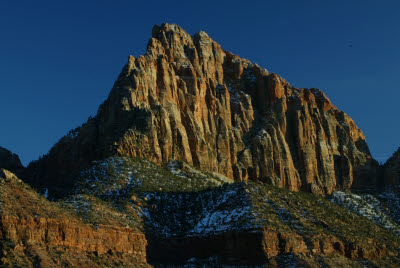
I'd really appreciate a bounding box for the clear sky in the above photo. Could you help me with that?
[0,0,399,165]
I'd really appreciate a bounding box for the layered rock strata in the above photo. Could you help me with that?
[0,215,147,259]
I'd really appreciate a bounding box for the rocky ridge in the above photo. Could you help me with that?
[0,169,148,267]
[26,23,378,196]
[55,157,400,266]
[384,148,400,185]
[0,146,23,174]
[1,152,400,267]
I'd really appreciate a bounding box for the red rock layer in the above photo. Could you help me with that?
[0,215,147,261]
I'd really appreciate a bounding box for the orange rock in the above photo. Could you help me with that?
[0,215,147,262]
[25,23,379,195]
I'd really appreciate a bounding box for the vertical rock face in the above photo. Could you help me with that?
[0,146,23,174]
[26,23,378,195]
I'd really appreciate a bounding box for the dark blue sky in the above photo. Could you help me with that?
[0,0,399,165]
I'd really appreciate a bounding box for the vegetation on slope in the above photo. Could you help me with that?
[2,156,400,267]
[54,157,400,266]
[0,169,149,267]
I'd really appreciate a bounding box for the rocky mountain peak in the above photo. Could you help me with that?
[25,23,379,196]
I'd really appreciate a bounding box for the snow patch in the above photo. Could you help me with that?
[331,191,400,235]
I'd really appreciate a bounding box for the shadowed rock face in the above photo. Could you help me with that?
[147,230,387,265]
[384,148,400,186]
[0,146,23,174]
[25,23,378,195]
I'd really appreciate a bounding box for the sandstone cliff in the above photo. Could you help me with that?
[25,23,378,195]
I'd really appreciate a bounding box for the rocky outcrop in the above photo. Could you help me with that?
[0,169,148,266]
[25,23,378,195]
[384,148,400,186]
[0,215,147,260]
[0,147,23,174]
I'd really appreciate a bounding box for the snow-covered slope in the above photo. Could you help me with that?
[330,189,400,236]
[143,184,253,238]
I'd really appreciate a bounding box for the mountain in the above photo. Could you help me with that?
[25,23,378,197]
[384,148,400,185]
[1,23,400,267]
[0,146,23,174]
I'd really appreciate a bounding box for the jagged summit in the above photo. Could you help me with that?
[151,23,210,40]
[25,23,378,196]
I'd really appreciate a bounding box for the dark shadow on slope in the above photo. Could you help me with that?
[142,183,268,266]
